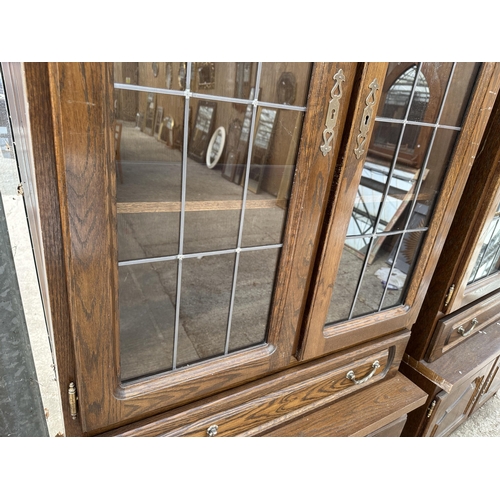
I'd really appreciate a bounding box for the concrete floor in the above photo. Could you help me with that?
[450,392,500,437]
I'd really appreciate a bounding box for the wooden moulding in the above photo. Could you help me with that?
[404,318,500,394]
[101,329,410,437]
[425,288,500,362]
[262,373,427,437]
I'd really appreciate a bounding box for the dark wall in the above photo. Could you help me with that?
[0,69,48,437]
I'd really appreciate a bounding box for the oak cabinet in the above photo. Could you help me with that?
[22,62,500,436]
[402,320,500,436]
[402,90,500,436]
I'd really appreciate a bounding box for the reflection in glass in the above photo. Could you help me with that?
[120,261,177,381]
[381,231,425,310]
[326,62,478,327]
[178,254,235,367]
[114,62,312,380]
[115,89,183,262]
[440,63,481,127]
[242,109,304,247]
[260,63,313,107]
[468,206,500,284]
[229,249,280,352]
[327,243,367,324]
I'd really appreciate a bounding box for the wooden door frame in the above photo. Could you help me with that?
[299,63,500,361]
[25,62,361,435]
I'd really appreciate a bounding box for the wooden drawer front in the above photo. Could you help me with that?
[176,350,391,437]
[103,330,410,436]
[426,289,500,362]
[261,373,426,437]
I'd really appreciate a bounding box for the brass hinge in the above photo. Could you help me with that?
[444,284,455,308]
[68,382,78,420]
[426,399,437,418]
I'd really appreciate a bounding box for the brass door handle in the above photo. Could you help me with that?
[346,360,380,385]
[457,318,479,337]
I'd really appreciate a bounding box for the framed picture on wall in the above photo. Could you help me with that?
[143,93,156,136]
[154,106,163,139]
[248,107,278,194]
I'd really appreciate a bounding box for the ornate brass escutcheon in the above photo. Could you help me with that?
[320,69,345,156]
[354,78,380,159]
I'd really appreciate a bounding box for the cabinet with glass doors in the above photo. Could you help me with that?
[400,93,500,436]
[20,61,500,436]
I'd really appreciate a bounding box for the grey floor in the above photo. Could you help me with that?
[449,392,500,437]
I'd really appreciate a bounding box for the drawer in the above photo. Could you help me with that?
[261,373,425,437]
[426,288,500,362]
[103,330,411,436]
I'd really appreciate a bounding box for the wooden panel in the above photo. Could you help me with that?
[262,373,425,437]
[101,330,410,436]
[367,414,407,437]
[299,63,389,360]
[473,355,500,411]
[422,362,492,437]
[24,63,85,436]
[426,288,500,362]
[405,318,500,394]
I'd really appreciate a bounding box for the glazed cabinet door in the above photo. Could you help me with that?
[29,62,366,435]
[441,97,500,315]
[299,62,500,360]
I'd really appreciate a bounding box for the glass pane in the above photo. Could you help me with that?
[114,62,193,92]
[468,213,500,284]
[184,99,243,254]
[351,234,403,319]
[440,63,481,127]
[193,62,257,100]
[114,62,313,378]
[229,248,280,352]
[119,261,177,381]
[242,108,304,247]
[371,124,432,234]
[177,253,235,367]
[115,89,183,261]
[320,62,481,329]
[379,63,417,120]
[260,63,313,107]
[326,242,367,324]
[408,128,459,227]
[382,231,426,309]
[408,63,453,123]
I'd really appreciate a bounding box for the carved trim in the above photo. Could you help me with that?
[354,78,380,159]
[320,69,345,156]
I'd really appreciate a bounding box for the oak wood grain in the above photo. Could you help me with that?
[23,63,84,436]
[261,373,426,437]
[101,329,410,436]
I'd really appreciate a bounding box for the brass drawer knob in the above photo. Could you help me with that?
[346,360,380,385]
[207,424,218,437]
